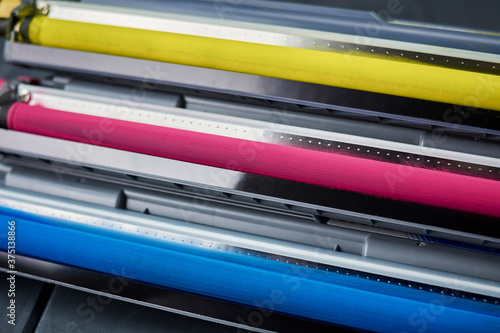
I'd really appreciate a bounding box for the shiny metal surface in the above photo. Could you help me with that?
[1,128,500,243]
[39,1,500,66]
[1,186,500,299]
[17,83,500,170]
[0,129,244,189]
[4,158,500,280]
[6,42,500,139]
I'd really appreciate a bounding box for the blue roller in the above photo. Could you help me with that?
[1,206,499,332]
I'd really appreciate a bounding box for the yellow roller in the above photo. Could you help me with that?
[28,16,500,111]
